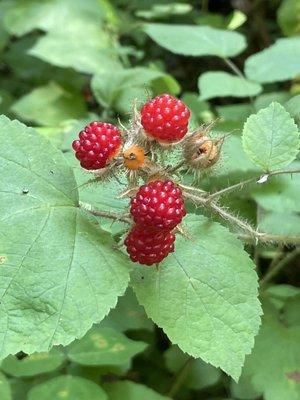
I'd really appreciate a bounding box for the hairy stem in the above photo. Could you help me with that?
[183,192,261,239]
[208,168,300,200]
[79,202,131,224]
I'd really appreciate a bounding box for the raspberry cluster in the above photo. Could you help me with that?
[125,180,186,266]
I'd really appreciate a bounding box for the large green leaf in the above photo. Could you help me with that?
[245,37,300,83]
[144,23,246,57]
[1,348,65,377]
[242,102,299,171]
[0,115,130,359]
[131,214,262,380]
[104,381,170,400]
[67,326,147,366]
[0,372,11,400]
[11,82,87,126]
[241,306,300,400]
[28,376,107,400]
[199,72,262,100]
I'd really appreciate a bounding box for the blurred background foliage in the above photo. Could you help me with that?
[0,0,300,399]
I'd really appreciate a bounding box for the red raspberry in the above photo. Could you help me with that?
[125,225,175,266]
[141,94,190,143]
[72,122,122,170]
[130,180,186,231]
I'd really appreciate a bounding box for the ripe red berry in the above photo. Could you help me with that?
[72,122,122,170]
[125,225,175,266]
[141,94,190,143]
[130,180,186,231]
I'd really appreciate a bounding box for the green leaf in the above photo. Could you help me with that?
[285,95,300,123]
[2,0,106,36]
[242,102,300,171]
[91,67,167,111]
[104,380,171,400]
[1,348,65,377]
[165,346,221,390]
[131,214,262,380]
[199,72,262,100]
[28,376,107,400]
[0,115,130,358]
[216,104,252,121]
[67,326,147,366]
[277,0,300,37]
[11,82,87,126]
[251,168,300,213]
[254,91,291,111]
[258,212,300,237]
[241,308,300,400]
[144,23,247,58]
[101,288,153,332]
[245,37,300,83]
[230,374,262,400]
[0,372,11,400]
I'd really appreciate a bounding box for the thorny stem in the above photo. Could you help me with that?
[183,191,262,240]
[80,202,131,224]
[260,247,300,287]
[208,168,300,201]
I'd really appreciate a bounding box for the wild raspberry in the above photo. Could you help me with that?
[141,94,190,143]
[130,180,186,231]
[72,122,122,170]
[125,225,175,266]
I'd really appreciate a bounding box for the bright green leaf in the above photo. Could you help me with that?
[104,380,171,400]
[0,372,11,400]
[144,23,247,58]
[131,214,262,380]
[165,346,221,390]
[11,82,87,126]
[199,71,262,100]
[0,115,130,359]
[242,102,300,171]
[28,376,107,400]
[1,348,65,377]
[245,37,300,83]
[67,326,147,366]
